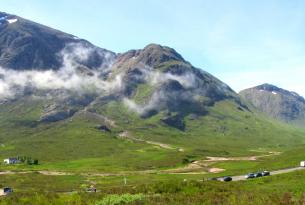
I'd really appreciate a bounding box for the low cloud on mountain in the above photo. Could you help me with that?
[0,43,121,99]
[0,42,199,115]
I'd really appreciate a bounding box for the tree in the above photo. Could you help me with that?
[33,159,39,165]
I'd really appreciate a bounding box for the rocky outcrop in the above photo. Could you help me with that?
[40,109,77,122]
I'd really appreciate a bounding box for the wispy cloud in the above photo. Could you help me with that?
[0,43,120,99]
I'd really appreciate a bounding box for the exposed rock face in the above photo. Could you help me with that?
[96,125,111,132]
[40,109,77,122]
[161,113,185,131]
[114,44,186,69]
[240,84,305,126]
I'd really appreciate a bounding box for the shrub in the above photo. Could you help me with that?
[96,193,144,205]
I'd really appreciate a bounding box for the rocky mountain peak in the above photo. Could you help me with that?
[256,83,280,92]
[253,84,305,101]
[114,43,187,70]
[140,43,186,66]
[240,84,305,126]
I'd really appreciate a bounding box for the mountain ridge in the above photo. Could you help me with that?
[240,83,305,127]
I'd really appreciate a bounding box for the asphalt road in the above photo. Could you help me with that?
[220,166,305,181]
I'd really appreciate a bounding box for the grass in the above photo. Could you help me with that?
[2,170,305,204]
[133,84,155,104]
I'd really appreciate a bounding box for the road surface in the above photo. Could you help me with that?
[220,166,305,181]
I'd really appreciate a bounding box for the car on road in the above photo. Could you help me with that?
[223,176,232,182]
[1,187,13,195]
[245,173,255,179]
[86,186,97,193]
[254,172,263,178]
[262,171,270,176]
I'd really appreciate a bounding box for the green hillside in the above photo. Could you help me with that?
[0,94,304,173]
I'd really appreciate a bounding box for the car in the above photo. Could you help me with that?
[245,173,255,179]
[86,186,97,193]
[262,171,270,176]
[223,176,232,182]
[254,172,263,178]
[3,187,13,195]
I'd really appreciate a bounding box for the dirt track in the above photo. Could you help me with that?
[164,151,281,174]
[117,131,184,151]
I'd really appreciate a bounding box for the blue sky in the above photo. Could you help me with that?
[1,0,305,95]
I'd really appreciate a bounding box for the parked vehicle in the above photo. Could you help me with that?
[262,171,270,176]
[245,173,255,179]
[86,185,96,193]
[223,176,232,182]
[254,172,263,178]
[3,187,13,195]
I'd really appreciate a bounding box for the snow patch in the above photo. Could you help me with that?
[272,91,277,95]
[7,18,18,24]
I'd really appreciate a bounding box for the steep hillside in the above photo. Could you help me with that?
[0,11,115,70]
[240,84,305,127]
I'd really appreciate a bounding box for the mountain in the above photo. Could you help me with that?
[0,11,245,127]
[240,84,305,127]
[107,44,247,122]
[0,12,304,172]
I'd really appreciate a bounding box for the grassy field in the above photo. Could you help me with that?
[1,170,305,204]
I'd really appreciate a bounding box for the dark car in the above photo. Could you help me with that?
[223,176,232,182]
[254,172,263,178]
[245,173,255,179]
[262,171,270,176]
[86,187,97,193]
[3,187,13,194]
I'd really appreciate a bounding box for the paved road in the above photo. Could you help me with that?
[220,166,305,181]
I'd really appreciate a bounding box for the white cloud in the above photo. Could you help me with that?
[0,43,121,99]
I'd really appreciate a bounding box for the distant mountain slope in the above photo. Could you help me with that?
[0,12,115,70]
[240,84,305,126]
